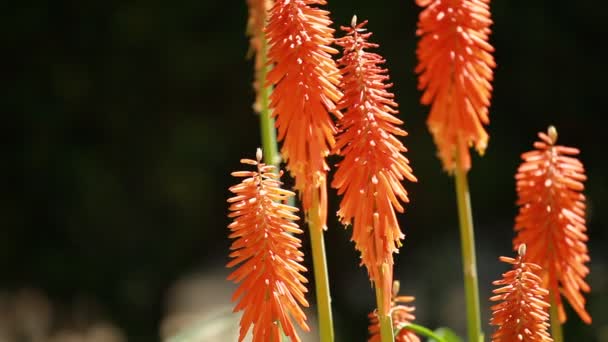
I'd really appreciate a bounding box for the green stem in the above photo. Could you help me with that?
[394,323,448,342]
[257,27,280,168]
[374,272,395,342]
[309,190,334,342]
[454,150,483,342]
[550,290,564,342]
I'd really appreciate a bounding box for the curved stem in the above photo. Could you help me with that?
[454,149,483,342]
[394,323,448,342]
[550,291,564,342]
[309,190,334,342]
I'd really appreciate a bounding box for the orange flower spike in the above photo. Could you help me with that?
[490,244,553,342]
[332,17,417,313]
[265,0,342,227]
[368,281,421,342]
[415,0,496,171]
[246,0,273,112]
[513,126,591,324]
[227,149,310,342]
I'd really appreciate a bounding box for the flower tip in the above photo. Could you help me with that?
[518,243,526,257]
[256,147,263,162]
[477,140,488,156]
[351,14,357,28]
[548,125,558,144]
[392,280,400,297]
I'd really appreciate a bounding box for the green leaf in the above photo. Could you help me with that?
[428,327,464,342]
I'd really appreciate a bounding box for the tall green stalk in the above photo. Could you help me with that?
[550,291,564,342]
[454,148,483,342]
[309,190,335,342]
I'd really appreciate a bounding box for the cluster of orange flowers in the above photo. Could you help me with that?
[227,150,309,342]
[228,0,592,341]
[513,127,591,324]
[415,0,495,171]
[265,0,342,229]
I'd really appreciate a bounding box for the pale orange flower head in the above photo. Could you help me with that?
[490,244,553,342]
[246,0,273,112]
[246,0,272,65]
[415,0,496,171]
[227,149,310,342]
[513,126,591,324]
[265,0,342,228]
[332,17,417,313]
[368,281,421,342]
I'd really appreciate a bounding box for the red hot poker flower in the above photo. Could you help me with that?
[227,149,309,342]
[415,0,496,171]
[490,245,553,342]
[246,0,273,112]
[332,18,417,313]
[265,0,342,227]
[368,281,420,342]
[513,127,591,324]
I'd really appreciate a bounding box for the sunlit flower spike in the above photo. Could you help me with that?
[415,0,496,171]
[490,244,553,342]
[227,149,309,342]
[265,0,342,228]
[332,17,417,313]
[513,126,591,324]
[368,281,420,342]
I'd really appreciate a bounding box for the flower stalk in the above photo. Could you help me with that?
[309,190,334,342]
[454,146,483,342]
[415,0,496,339]
[374,266,395,342]
[257,37,280,167]
[550,291,564,342]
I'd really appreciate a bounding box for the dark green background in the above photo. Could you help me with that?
[2,0,606,340]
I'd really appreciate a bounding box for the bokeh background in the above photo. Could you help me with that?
[3,0,607,341]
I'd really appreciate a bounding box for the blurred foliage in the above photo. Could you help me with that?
[1,0,607,341]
